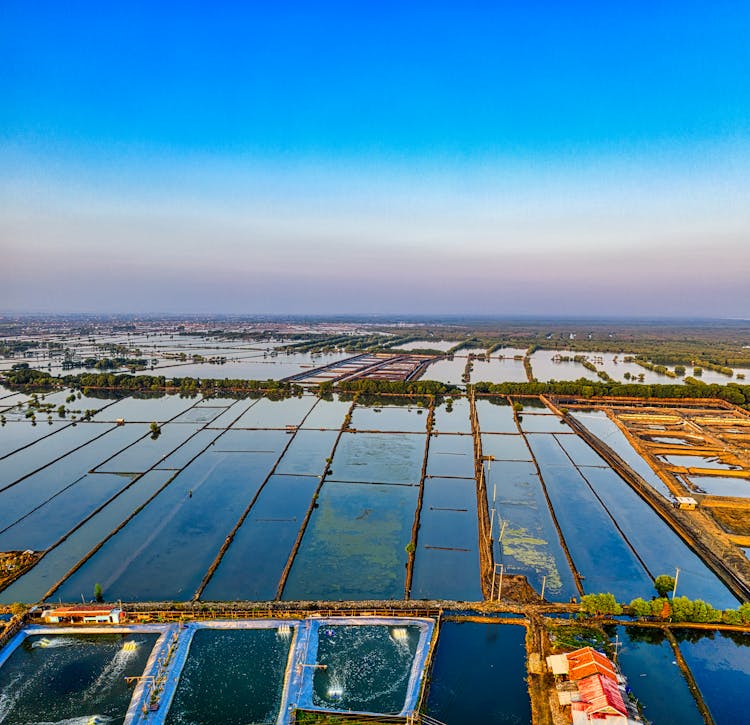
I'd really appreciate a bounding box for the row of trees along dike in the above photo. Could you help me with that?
[1,365,305,398]
[580,575,750,625]
[3,365,750,409]
[472,378,750,409]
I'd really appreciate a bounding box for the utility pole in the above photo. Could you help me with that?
[541,575,547,601]
[673,567,680,598]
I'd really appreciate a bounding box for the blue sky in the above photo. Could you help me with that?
[2,2,749,315]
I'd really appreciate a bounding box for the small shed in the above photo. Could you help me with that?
[675,496,698,510]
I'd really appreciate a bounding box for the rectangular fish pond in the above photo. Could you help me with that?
[292,618,433,719]
[0,618,435,725]
[164,623,295,725]
[0,630,159,724]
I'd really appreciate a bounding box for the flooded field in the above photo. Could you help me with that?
[0,632,157,724]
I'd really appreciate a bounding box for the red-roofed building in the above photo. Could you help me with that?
[547,647,642,724]
[567,647,618,683]
[575,674,628,718]
[40,606,123,624]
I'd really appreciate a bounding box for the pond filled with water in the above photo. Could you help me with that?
[165,627,291,725]
[56,448,282,601]
[0,472,135,552]
[675,629,750,725]
[471,356,528,383]
[411,477,482,601]
[571,411,671,497]
[0,632,157,724]
[395,340,455,351]
[421,358,465,386]
[100,394,200,422]
[526,434,653,600]
[425,622,531,724]
[661,454,741,471]
[605,625,703,725]
[300,395,350,429]
[475,398,518,433]
[685,475,750,497]
[96,423,204,473]
[0,470,171,604]
[350,404,427,432]
[519,413,570,434]
[482,433,533,462]
[328,432,425,485]
[0,420,69,458]
[486,459,578,601]
[202,474,320,601]
[283,481,417,600]
[529,350,601,383]
[231,395,318,428]
[426,434,475,478]
[574,462,737,608]
[0,422,119,486]
[309,624,419,714]
[432,397,471,434]
[0,424,144,530]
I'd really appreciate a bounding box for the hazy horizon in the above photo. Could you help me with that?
[2,3,749,316]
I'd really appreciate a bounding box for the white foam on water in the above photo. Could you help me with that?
[0,671,26,721]
[82,642,139,702]
[31,637,79,649]
[27,716,113,725]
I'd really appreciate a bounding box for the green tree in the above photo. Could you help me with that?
[628,598,652,618]
[149,421,161,439]
[654,574,676,598]
[94,583,103,603]
[580,593,622,616]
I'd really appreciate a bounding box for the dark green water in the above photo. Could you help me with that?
[165,628,290,725]
[425,622,531,723]
[0,633,157,724]
[283,481,417,600]
[312,624,419,714]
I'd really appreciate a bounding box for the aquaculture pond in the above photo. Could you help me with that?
[426,433,475,478]
[605,625,704,725]
[425,622,531,724]
[475,398,519,433]
[675,629,750,725]
[526,433,653,600]
[0,470,172,604]
[202,474,320,601]
[411,477,482,601]
[485,459,578,601]
[165,627,292,725]
[570,410,671,497]
[283,481,418,600]
[56,445,285,602]
[327,432,425,485]
[470,355,528,383]
[432,397,472,434]
[0,632,157,724]
[685,475,750,498]
[310,624,421,714]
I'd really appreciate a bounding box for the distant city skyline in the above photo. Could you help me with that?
[2,3,749,315]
